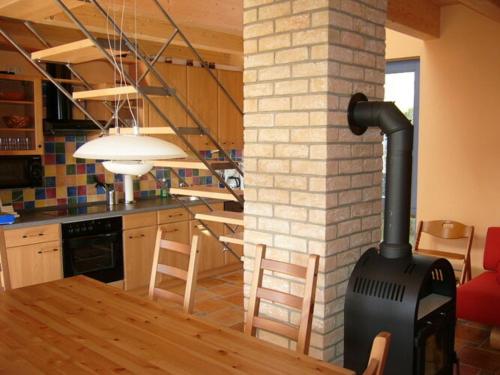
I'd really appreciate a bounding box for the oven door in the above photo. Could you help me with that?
[63,232,123,283]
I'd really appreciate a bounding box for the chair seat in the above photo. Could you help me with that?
[457,271,500,326]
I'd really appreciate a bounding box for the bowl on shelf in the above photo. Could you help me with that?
[0,92,26,101]
[2,115,32,128]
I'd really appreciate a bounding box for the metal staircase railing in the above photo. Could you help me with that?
[0,0,245,260]
[23,20,132,130]
[54,0,245,205]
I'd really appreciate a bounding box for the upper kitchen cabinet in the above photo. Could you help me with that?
[0,74,43,155]
[187,65,218,150]
[218,70,243,150]
[139,62,189,151]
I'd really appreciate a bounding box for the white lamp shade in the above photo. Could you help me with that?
[102,161,154,176]
[73,134,187,160]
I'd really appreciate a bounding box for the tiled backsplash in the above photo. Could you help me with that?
[0,135,241,211]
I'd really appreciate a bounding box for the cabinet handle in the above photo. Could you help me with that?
[163,229,179,233]
[168,213,184,218]
[23,233,44,238]
[128,234,145,239]
[37,249,58,254]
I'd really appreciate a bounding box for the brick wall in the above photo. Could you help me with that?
[243,0,387,363]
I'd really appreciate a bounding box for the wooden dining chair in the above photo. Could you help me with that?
[363,332,391,375]
[414,220,474,285]
[245,244,319,355]
[148,228,200,314]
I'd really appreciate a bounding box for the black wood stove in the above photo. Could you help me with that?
[344,93,457,375]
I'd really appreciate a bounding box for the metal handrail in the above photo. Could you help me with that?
[89,0,244,179]
[54,0,244,206]
[150,0,243,116]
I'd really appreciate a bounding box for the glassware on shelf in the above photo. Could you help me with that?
[0,136,32,151]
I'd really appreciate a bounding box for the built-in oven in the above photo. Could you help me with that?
[62,216,123,283]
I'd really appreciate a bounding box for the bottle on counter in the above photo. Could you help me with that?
[160,178,170,199]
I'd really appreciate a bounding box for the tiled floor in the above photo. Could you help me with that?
[140,270,245,332]
[133,270,500,373]
[455,320,500,375]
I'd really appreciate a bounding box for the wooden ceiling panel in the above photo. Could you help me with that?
[95,0,243,36]
[0,0,84,21]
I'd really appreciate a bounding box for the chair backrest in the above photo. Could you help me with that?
[244,244,319,355]
[148,228,200,314]
[363,332,391,375]
[484,227,500,272]
[414,220,474,284]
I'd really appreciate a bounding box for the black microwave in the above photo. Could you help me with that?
[0,156,43,188]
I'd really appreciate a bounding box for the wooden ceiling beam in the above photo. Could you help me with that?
[0,18,241,67]
[16,4,242,58]
[387,0,441,39]
[457,0,500,23]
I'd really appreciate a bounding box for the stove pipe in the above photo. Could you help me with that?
[348,93,413,259]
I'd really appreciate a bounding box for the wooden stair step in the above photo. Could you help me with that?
[152,158,238,170]
[219,231,244,245]
[153,158,206,169]
[73,85,173,101]
[31,38,126,64]
[170,186,242,202]
[109,126,175,135]
[195,211,243,226]
[177,127,208,136]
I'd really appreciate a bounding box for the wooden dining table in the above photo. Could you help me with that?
[0,276,354,374]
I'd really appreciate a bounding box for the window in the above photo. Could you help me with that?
[384,59,420,243]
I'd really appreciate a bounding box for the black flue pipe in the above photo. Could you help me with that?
[347,93,413,259]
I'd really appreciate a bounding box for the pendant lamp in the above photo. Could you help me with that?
[74,132,186,203]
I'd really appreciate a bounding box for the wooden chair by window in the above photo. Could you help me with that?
[414,220,474,285]
[148,229,200,313]
[245,244,319,355]
[363,332,391,375]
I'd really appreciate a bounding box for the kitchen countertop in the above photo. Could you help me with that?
[2,197,207,229]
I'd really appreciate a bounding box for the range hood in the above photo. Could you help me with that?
[43,64,104,135]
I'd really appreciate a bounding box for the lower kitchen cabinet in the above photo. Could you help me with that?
[123,225,157,291]
[6,240,62,289]
[191,220,226,273]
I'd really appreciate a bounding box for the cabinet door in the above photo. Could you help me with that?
[145,63,189,151]
[7,240,62,289]
[218,70,243,150]
[190,220,225,273]
[123,225,157,291]
[157,221,190,283]
[187,66,218,150]
[0,74,43,155]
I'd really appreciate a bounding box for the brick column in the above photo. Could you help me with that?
[243,0,387,363]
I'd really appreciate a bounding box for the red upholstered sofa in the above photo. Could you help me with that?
[457,227,500,348]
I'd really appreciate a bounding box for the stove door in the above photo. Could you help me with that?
[415,311,455,375]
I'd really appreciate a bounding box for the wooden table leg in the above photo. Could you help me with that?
[490,326,500,349]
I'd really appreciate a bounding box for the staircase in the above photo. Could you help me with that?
[0,0,244,261]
